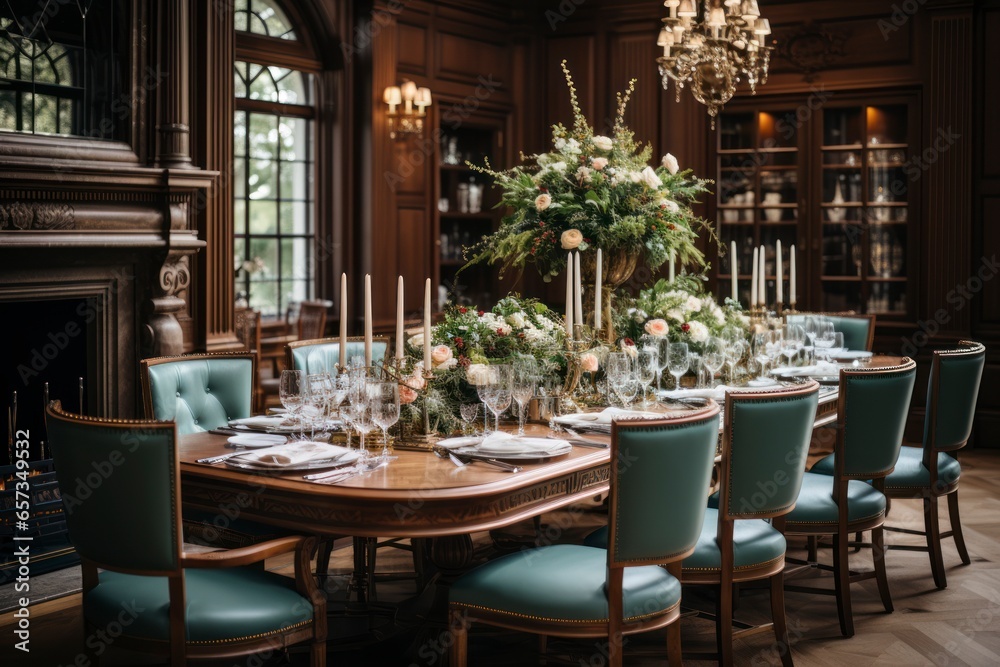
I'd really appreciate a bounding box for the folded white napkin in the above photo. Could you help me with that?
[660,386,733,401]
[565,407,663,425]
[772,361,840,377]
[476,432,562,455]
[234,442,349,468]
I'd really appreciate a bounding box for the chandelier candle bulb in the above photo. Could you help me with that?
[790,245,797,305]
[395,275,404,360]
[364,274,373,368]
[776,239,783,305]
[423,278,432,370]
[565,252,574,337]
[730,240,738,302]
[574,251,583,326]
[751,246,759,307]
[339,273,348,369]
[595,248,603,331]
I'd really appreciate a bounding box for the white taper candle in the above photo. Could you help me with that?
[594,248,603,331]
[395,275,404,360]
[364,274,373,367]
[750,246,759,307]
[423,278,432,370]
[565,253,574,337]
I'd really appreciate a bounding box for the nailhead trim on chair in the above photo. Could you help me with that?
[785,509,886,527]
[107,619,314,646]
[451,600,680,625]
[681,553,786,573]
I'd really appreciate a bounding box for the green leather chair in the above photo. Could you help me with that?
[786,313,876,351]
[882,341,985,589]
[786,359,916,638]
[140,352,284,548]
[585,381,819,666]
[286,335,391,375]
[449,406,721,667]
[45,402,327,667]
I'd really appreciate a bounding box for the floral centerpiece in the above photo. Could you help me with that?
[465,61,714,283]
[399,296,567,435]
[613,274,750,353]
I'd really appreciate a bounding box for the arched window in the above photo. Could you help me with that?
[234,0,317,317]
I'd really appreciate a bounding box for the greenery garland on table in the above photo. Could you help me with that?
[464,61,715,281]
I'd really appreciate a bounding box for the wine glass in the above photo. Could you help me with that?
[803,316,818,349]
[471,365,493,434]
[667,343,690,391]
[636,347,658,407]
[702,338,725,388]
[484,365,513,433]
[347,375,375,460]
[781,324,805,368]
[370,381,400,463]
[654,337,671,392]
[619,371,640,407]
[512,358,537,436]
[605,353,632,407]
[724,339,748,385]
[279,369,305,424]
[460,403,480,436]
[749,331,776,386]
[813,322,835,360]
[303,374,331,440]
[538,377,564,430]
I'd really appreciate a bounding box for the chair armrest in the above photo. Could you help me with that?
[181,535,309,569]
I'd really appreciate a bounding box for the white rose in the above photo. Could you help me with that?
[554,137,567,151]
[591,157,608,170]
[437,357,458,371]
[507,312,526,328]
[524,328,547,343]
[576,166,592,182]
[466,363,490,386]
[409,332,424,349]
[535,193,552,211]
[662,153,680,175]
[666,308,685,323]
[496,322,512,335]
[687,321,709,343]
[658,198,680,214]
[551,161,568,173]
[564,138,582,154]
[640,166,662,189]
[686,296,702,312]
[714,309,726,325]
[592,135,614,151]
[629,171,642,184]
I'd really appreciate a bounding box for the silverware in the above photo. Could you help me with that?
[433,447,522,473]
[196,451,246,464]
[302,458,386,482]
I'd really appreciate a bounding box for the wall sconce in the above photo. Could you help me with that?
[384,80,431,139]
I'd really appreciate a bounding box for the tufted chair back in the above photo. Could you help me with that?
[838,359,916,479]
[608,406,720,565]
[287,336,390,375]
[140,352,255,435]
[46,402,181,574]
[721,381,819,520]
[924,341,986,453]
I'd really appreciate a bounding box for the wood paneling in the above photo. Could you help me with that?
[398,207,432,315]
[609,32,660,145]
[923,13,973,334]
[545,35,597,129]
[434,30,510,87]
[398,22,428,74]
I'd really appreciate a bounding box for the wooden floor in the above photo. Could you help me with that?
[3,448,999,666]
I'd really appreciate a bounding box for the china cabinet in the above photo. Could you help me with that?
[710,93,918,321]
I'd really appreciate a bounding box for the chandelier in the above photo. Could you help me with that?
[656,0,773,126]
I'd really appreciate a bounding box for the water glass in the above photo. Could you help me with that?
[667,343,690,391]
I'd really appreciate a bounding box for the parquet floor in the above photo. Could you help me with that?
[3,448,999,666]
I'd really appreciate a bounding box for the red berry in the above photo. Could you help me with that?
[681,323,691,333]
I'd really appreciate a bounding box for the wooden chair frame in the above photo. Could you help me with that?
[449,405,721,667]
[46,403,327,667]
[884,341,985,589]
[683,381,820,667]
[785,359,916,638]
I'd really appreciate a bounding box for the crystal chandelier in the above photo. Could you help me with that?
[656,0,773,126]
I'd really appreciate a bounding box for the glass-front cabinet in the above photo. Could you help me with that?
[712,94,918,321]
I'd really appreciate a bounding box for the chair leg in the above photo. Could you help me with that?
[667,617,683,666]
[717,583,734,667]
[924,495,948,589]
[310,639,327,667]
[366,537,378,602]
[853,531,864,553]
[947,491,972,565]
[770,570,794,667]
[315,537,334,580]
[872,526,893,613]
[807,535,818,562]
[449,608,468,667]
[832,530,855,637]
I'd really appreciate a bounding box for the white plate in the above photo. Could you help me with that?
[452,441,573,460]
[228,416,301,433]
[830,350,873,361]
[227,433,288,448]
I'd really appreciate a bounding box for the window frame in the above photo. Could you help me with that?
[234,0,322,318]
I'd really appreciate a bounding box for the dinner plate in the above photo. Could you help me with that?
[451,440,573,460]
[227,433,288,448]
[228,416,302,433]
[830,350,874,361]
[436,436,482,449]
[224,448,360,472]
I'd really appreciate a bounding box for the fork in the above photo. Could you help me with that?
[196,451,247,464]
